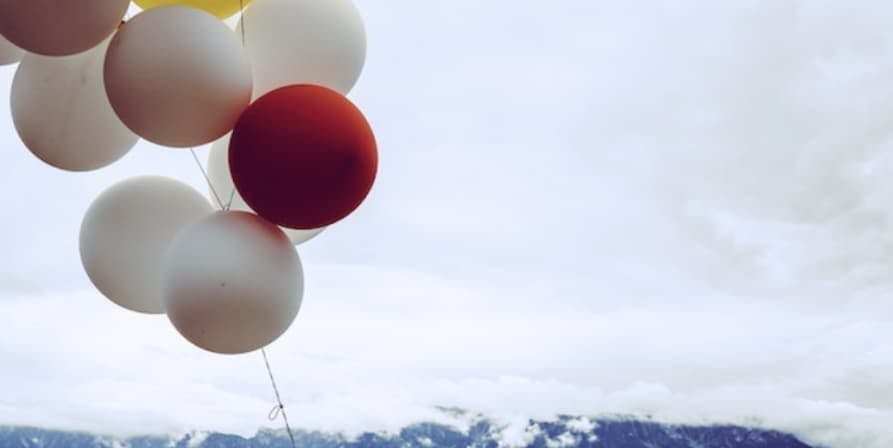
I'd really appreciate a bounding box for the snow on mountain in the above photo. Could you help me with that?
[0,413,818,448]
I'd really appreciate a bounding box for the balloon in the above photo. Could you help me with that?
[239,0,366,97]
[11,37,138,171]
[229,85,377,230]
[162,211,303,354]
[0,0,129,56]
[134,0,251,19]
[0,33,23,66]
[80,176,213,314]
[207,135,326,245]
[104,6,252,147]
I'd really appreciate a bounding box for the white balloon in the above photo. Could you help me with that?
[0,33,23,66]
[104,6,252,147]
[162,211,303,354]
[11,37,138,171]
[80,176,213,314]
[207,135,326,245]
[0,0,129,56]
[239,0,366,97]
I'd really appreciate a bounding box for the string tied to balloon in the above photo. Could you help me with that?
[239,0,247,46]
[188,120,298,448]
[189,147,236,211]
[235,0,298,442]
[263,348,298,448]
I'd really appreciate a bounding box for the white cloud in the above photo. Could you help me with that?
[497,422,541,448]
[0,283,890,446]
[545,432,578,448]
[565,417,596,435]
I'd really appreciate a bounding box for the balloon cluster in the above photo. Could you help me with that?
[0,0,376,355]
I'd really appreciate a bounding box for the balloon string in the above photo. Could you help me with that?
[189,147,227,210]
[194,7,296,445]
[222,0,246,213]
[225,188,236,211]
[239,0,247,46]
[262,348,299,448]
[187,151,297,447]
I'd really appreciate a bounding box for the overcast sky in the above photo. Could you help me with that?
[1,1,892,448]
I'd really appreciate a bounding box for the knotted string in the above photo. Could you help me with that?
[184,2,299,445]
[188,150,299,448]
[188,49,298,446]
[263,348,299,448]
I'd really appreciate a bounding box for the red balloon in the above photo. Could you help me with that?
[229,84,377,229]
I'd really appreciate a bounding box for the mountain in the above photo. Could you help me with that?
[0,414,817,448]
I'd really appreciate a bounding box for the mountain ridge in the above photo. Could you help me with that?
[0,414,821,448]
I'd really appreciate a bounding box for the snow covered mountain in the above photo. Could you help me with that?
[0,415,817,448]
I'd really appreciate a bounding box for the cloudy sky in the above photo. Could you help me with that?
[1,1,893,447]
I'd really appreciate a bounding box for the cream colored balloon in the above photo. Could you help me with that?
[104,6,252,147]
[207,135,326,245]
[11,37,138,171]
[0,33,23,66]
[0,0,129,56]
[162,211,303,354]
[239,0,366,97]
[80,176,214,314]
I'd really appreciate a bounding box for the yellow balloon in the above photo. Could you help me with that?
[133,0,251,19]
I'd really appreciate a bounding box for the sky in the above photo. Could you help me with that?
[1,1,892,448]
